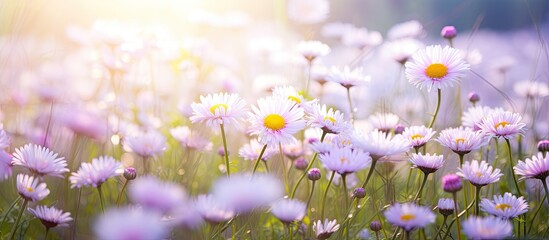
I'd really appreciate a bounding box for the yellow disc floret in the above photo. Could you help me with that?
[264,114,286,131]
[494,121,509,129]
[400,214,416,221]
[411,134,423,140]
[287,96,302,104]
[425,63,448,79]
[495,203,511,211]
[324,116,336,123]
[210,104,228,114]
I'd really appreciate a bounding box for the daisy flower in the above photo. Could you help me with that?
[297,40,330,62]
[319,146,371,175]
[401,125,436,149]
[462,106,497,131]
[479,110,526,139]
[513,80,549,98]
[94,207,170,240]
[170,126,212,152]
[437,127,488,155]
[351,129,410,160]
[69,156,122,188]
[387,20,423,40]
[409,153,444,174]
[238,139,276,161]
[287,0,329,24]
[313,219,340,240]
[283,142,304,160]
[248,97,306,146]
[16,174,50,202]
[195,195,235,224]
[384,202,435,231]
[405,45,470,92]
[0,127,10,149]
[458,160,503,187]
[272,85,316,111]
[341,27,383,50]
[189,92,247,129]
[385,38,424,65]
[12,144,69,178]
[480,192,528,219]
[368,112,399,133]
[0,150,13,180]
[128,176,188,213]
[437,198,455,216]
[124,130,166,158]
[326,66,371,89]
[270,199,307,224]
[309,135,352,154]
[462,216,512,240]
[307,103,352,134]
[29,205,72,229]
[514,152,549,180]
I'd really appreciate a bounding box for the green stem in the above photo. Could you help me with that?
[220,123,231,177]
[341,174,349,240]
[361,158,378,188]
[434,215,448,239]
[505,138,522,196]
[428,89,442,129]
[72,188,82,239]
[542,179,549,207]
[9,199,28,240]
[320,171,335,220]
[458,154,469,218]
[252,144,268,175]
[475,186,481,215]
[527,194,547,234]
[117,180,129,208]
[414,172,429,202]
[290,131,327,199]
[458,154,464,167]
[442,200,474,240]
[279,143,289,194]
[44,227,50,240]
[305,181,316,209]
[98,185,105,213]
[346,88,355,125]
[0,196,21,229]
[452,192,462,240]
[305,61,312,96]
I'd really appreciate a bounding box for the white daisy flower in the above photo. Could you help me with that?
[270,199,307,224]
[437,127,489,155]
[313,219,340,240]
[307,103,352,134]
[124,130,166,158]
[458,160,503,187]
[287,0,329,24]
[69,156,122,188]
[405,45,470,92]
[16,174,50,202]
[462,216,512,240]
[319,146,371,175]
[368,112,399,133]
[351,129,410,160]
[480,192,528,219]
[387,20,423,40]
[513,80,549,98]
[479,110,526,139]
[384,202,435,231]
[29,205,72,229]
[326,66,371,89]
[238,139,277,161]
[195,194,235,224]
[189,92,247,129]
[462,106,497,131]
[341,27,383,49]
[12,144,69,178]
[272,85,316,112]
[401,125,436,149]
[297,40,330,62]
[170,126,212,152]
[437,198,455,216]
[409,153,444,174]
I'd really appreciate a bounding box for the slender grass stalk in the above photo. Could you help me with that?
[0,196,21,229]
[346,88,355,125]
[413,172,429,202]
[117,180,129,208]
[527,195,547,234]
[428,89,442,128]
[72,188,82,239]
[42,100,54,146]
[252,144,268,175]
[279,143,289,194]
[541,179,549,207]
[219,123,231,177]
[341,174,349,240]
[451,192,462,240]
[474,186,481,215]
[320,171,335,220]
[290,131,327,198]
[44,227,50,240]
[434,215,448,239]
[505,138,522,196]
[305,181,316,210]
[361,157,378,188]
[9,199,28,240]
[98,185,105,213]
[305,61,312,95]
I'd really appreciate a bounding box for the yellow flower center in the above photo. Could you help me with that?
[210,104,228,114]
[495,203,512,211]
[287,96,302,104]
[400,214,416,221]
[425,63,448,79]
[494,121,509,129]
[475,171,483,178]
[340,157,348,164]
[264,114,286,131]
[455,138,465,144]
[26,187,34,192]
[324,116,336,123]
[411,134,423,140]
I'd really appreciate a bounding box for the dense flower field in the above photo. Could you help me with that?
[0,0,548,239]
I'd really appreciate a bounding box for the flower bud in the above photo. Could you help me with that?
[442,174,462,193]
[295,158,308,171]
[538,140,549,153]
[307,168,321,181]
[353,188,366,199]
[124,167,137,180]
[468,92,480,104]
[441,26,457,39]
[369,221,382,232]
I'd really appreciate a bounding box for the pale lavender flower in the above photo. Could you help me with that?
[480,192,528,219]
[352,129,410,160]
[307,103,352,134]
[319,146,371,175]
[458,160,503,187]
[94,207,170,240]
[462,216,512,240]
[313,219,340,240]
[270,199,307,224]
[195,195,235,224]
[514,152,549,180]
[0,150,13,180]
[326,66,371,89]
[124,130,166,158]
[479,110,526,139]
[384,202,435,231]
[238,139,276,161]
[29,205,72,229]
[409,153,444,174]
[189,92,247,129]
[128,176,187,213]
[17,174,49,202]
[401,125,436,149]
[69,156,122,188]
[12,144,69,178]
[437,127,488,155]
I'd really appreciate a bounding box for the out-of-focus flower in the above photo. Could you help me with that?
[479,110,526,139]
[480,192,528,219]
[358,228,371,239]
[341,27,382,49]
[70,156,122,188]
[17,174,49,202]
[401,125,436,149]
[409,153,444,174]
[352,129,410,160]
[195,194,235,224]
[461,216,512,240]
[307,103,352,134]
[170,126,212,152]
[321,22,355,39]
[94,207,170,240]
[384,202,435,231]
[468,92,480,104]
[124,130,166,158]
[385,38,424,64]
[514,152,549,180]
[248,97,306,146]
[440,26,457,39]
[437,198,454,216]
[437,127,488,155]
[0,150,13,180]
[368,112,399,133]
[326,66,371,89]
[12,144,69,178]
[189,93,247,129]
[272,85,316,111]
[458,160,502,187]
[238,139,276,161]
[0,127,10,149]
[538,140,549,153]
[319,146,371,175]
[128,176,188,213]
[442,174,462,193]
[513,80,549,98]
[313,219,340,240]
[387,20,423,40]
[405,45,470,92]
[282,142,304,160]
[287,0,329,24]
[29,205,72,229]
[462,106,496,131]
[58,107,107,140]
[270,199,306,224]
[297,40,330,62]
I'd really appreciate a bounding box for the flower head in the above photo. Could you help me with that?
[387,20,423,40]
[190,92,247,128]
[16,174,50,202]
[287,0,329,24]
[513,80,549,98]
[238,139,276,161]
[12,144,69,178]
[437,127,488,155]
[307,103,352,134]
[352,129,410,160]
[297,40,330,62]
[170,126,212,152]
[514,152,549,180]
[195,194,235,224]
[94,207,170,240]
[124,130,166,158]
[29,205,72,229]
[0,150,13,180]
[0,127,10,149]
[401,126,436,149]
[319,146,371,175]
[384,202,435,231]
[480,192,528,219]
[442,174,462,193]
[368,112,399,133]
[405,45,470,92]
[437,198,455,216]
[479,110,526,139]
[128,176,188,213]
[458,160,502,187]
[326,66,371,89]
[270,199,307,224]
[272,85,316,112]
[462,106,497,131]
[70,156,122,188]
[409,153,444,174]
[440,26,457,39]
[313,219,340,240]
[462,216,512,240]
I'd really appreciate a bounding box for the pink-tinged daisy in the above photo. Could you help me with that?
[169,126,212,152]
[313,219,340,240]
[16,174,49,202]
[462,106,497,131]
[341,27,383,50]
[189,92,247,129]
[307,103,352,134]
[272,85,316,112]
[124,130,166,158]
[462,216,512,240]
[270,199,307,224]
[0,127,10,149]
[513,80,549,98]
[29,205,72,229]
[238,139,277,161]
[405,45,470,92]
[326,66,371,89]
[248,97,306,146]
[319,146,371,175]
[12,144,69,178]
[479,110,526,139]
[409,153,444,174]
[368,112,400,133]
[0,150,13,180]
[351,129,410,160]
[94,207,170,240]
[401,125,436,149]
[195,195,235,224]
[480,192,528,219]
[283,142,305,160]
[514,152,549,180]
[386,38,424,65]
[211,174,283,214]
[69,156,122,188]
[128,176,188,213]
[458,160,502,187]
[437,198,455,216]
[309,135,352,155]
[384,202,435,231]
[297,40,330,62]
[170,204,204,230]
[437,127,489,155]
